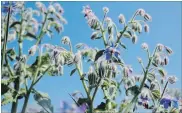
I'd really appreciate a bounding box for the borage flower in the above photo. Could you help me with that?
[138,95,150,109]
[160,95,179,109]
[104,44,120,60]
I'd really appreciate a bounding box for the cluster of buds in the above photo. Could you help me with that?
[136,8,152,21]
[82,5,99,30]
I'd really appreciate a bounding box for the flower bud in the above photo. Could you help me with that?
[132,34,138,44]
[144,24,149,32]
[164,56,169,65]
[54,3,64,14]
[168,76,177,84]
[157,43,164,52]
[165,46,173,55]
[91,32,98,40]
[137,57,142,63]
[88,66,97,87]
[103,7,109,14]
[74,51,82,64]
[118,14,125,24]
[141,43,148,50]
[137,8,145,16]
[28,45,38,56]
[144,13,152,21]
[61,36,70,45]
[48,5,55,13]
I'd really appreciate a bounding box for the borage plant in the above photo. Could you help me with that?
[1,2,181,113]
[1,2,68,113]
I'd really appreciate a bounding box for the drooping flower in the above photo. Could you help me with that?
[164,46,173,55]
[104,44,120,60]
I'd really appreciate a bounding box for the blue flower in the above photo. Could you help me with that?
[172,100,179,109]
[138,95,150,109]
[105,44,120,60]
[160,98,171,109]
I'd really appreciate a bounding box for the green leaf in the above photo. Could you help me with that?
[24,32,37,40]
[70,68,77,76]
[10,21,21,28]
[94,50,105,62]
[151,90,160,100]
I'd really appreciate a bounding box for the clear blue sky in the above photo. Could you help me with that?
[2,1,182,112]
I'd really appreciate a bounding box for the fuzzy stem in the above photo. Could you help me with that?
[21,13,48,113]
[114,10,138,47]
[2,5,11,66]
[160,81,169,100]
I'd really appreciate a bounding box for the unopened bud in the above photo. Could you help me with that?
[118,14,125,24]
[144,13,152,21]
[132,34,138,44]
[165,46,173,55]
[137,8,145,16]
[141,43,148,50]
[157,43,164,52]
[28,45,38,56]
[144,24,149,32]
[103,7,109,14]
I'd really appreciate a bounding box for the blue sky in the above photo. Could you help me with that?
[2,1,182,112]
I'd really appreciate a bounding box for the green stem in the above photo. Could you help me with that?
[92,78,102,103]
[114,10,138,47]
[2,6,11,66]
[160,81,168,100]
[21,13,48,113]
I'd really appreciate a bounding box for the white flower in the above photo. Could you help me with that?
[141,43,148,50]
[103,7,109,14]
[28,45,38,56]
[48,5,55,13]
[118,14,125,24]
[168,76,177,84]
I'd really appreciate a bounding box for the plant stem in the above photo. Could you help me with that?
[21,13,48,113]
[114,10,138,47]
[92,78,102,103]
[160,81,168,100]
[2,5,10,66]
